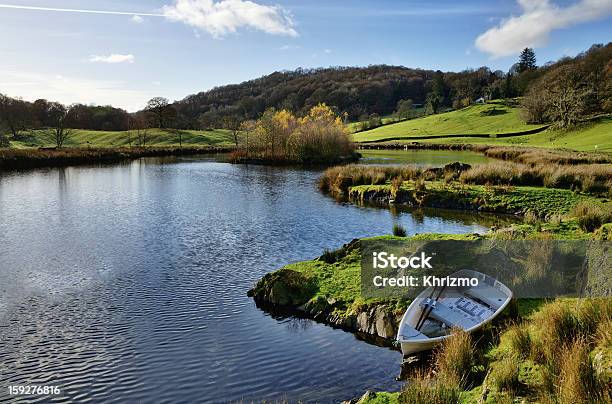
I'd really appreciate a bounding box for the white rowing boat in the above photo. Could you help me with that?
[396,269,512,356]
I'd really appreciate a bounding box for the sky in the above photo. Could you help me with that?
[0,0,611,111]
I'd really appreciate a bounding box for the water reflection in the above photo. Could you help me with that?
[0,156,499,402]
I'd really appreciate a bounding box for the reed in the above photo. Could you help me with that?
[392,223,407,237]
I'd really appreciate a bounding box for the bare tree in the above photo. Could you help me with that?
[222,115,242,147]
[128,115,149,147]
[44,102,74,148]
[145,97,176,129]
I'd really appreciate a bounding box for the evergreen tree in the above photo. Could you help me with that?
[518,48,537,72]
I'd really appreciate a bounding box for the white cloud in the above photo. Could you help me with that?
[278,44,300,51]
[324,48,332,54]
[475,0,612,57]
[131,14,144,23]
[161,0,298,38]
[0,70,151,111]
[89,54,135,64]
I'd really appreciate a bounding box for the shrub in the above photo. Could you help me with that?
[434,329,475,388]
[393,223,407,237]
[571,201,612,232]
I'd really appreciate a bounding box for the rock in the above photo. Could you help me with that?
[355,305,399,339]
[248,269,317,306]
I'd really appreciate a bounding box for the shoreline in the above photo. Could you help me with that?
[0,146,235,170]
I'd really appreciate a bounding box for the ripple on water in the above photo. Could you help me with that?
[0,157,497,402]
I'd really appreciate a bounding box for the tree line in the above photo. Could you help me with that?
[1,42,610,148]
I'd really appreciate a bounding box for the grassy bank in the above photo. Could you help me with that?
[0,146,233,170]
[8,128,236,148]
[356,298,611,403]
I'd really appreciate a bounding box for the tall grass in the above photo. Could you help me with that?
[557,338,607,404]
[398,372,460,404]
[434,329,476,389]
[392,223,407,237]
[318,165,421,195]
[571,201,612,232]
[483,147,611,165]
[490,355,521,394]
[459,161,612,195]
[504,323,532,360]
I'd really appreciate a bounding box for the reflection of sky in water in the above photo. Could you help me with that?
[0,157,495,402]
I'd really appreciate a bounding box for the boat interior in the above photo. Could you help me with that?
[399,281,509,340]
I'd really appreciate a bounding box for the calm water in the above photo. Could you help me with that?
[359,149,491,166]
[0,155,496,403]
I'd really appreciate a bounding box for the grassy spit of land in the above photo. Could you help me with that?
[0,146,234,170]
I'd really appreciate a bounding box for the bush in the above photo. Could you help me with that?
[571,201,612,232]
[392,223,407,237]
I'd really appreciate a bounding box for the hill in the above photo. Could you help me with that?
[421,115,612,152]
[351,101,543,142]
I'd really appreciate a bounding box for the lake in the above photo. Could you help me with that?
[0,154,504,403]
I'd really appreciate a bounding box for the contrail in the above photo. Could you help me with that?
[0,4,164,17]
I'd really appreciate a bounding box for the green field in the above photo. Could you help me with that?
[352,101,542,142]
[9,128,236,148]
[421,116,612,152]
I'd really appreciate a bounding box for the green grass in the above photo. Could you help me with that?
[352,101,542,142]
[422,116,612,152]
[9,128,236,148]
[350,181,601,218]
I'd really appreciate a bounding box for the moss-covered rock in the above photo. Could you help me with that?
[247,268,317,306]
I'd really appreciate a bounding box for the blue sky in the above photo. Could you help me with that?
[0,0,611,111]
